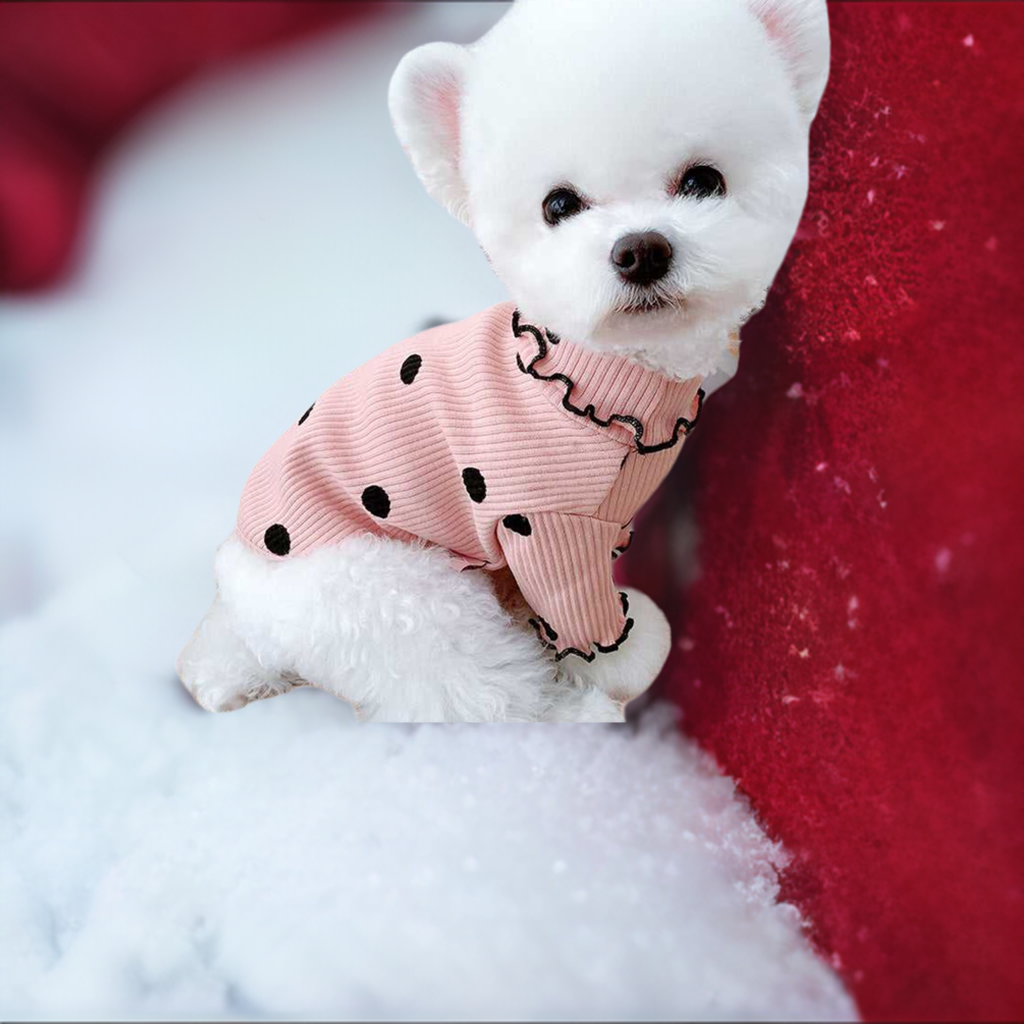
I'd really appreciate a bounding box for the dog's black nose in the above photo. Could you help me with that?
[611,231,673,286]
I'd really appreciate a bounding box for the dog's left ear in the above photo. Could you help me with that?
[389,42,472,225]
[749,0,831,122]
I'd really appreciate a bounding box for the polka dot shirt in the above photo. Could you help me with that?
[235,303,703,659]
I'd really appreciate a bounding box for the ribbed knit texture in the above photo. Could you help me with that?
[235,302,702,655]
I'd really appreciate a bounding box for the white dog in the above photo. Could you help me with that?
[177,0,830,722]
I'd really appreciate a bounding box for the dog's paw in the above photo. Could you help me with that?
[558,588,671,704]
[175,641,250,712]
[182,674,251,713]
[178,658,296,713]
[572,688,627,723]
[176,598,284,713]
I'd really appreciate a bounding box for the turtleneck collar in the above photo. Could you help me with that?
[510,308,705,454]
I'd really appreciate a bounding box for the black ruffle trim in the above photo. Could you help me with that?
[528,592,635,662]
[512,310,705,454]
[611,530,634,561]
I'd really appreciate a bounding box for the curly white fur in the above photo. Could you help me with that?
[178,535,646,723]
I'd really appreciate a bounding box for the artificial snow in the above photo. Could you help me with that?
[0,5,857,1019]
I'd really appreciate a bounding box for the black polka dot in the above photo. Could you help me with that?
[361,485,391,519]
[400,354,422,385]
[298,403,314,426]
[264,524,291,556]
[462,467,487,503]
[502,514,532,536]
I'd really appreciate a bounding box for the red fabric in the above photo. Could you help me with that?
[0,1,376,292]
[625,4,1024,1020]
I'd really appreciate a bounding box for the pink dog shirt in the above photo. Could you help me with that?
[235,302,703,659]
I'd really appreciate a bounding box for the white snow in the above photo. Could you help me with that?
[0,5,857,1019]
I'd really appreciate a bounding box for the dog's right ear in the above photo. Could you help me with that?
[389,42,472,225]
[748,0,830,122]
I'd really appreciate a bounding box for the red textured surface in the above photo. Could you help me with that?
[0,1,376,292]
[626,4,1024,1020]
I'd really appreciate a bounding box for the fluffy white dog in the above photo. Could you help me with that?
[177,0,830,722]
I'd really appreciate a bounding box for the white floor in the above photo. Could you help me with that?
[0,5,857,1019]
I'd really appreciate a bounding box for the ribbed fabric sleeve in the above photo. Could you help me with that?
[497,512,627,657]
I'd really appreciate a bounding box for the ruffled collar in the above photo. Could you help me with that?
[511,309,704,454]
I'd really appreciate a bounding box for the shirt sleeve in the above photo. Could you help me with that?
[496,511,632,659]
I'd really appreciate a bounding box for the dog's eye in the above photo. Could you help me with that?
[542,187,586,226]
[675,166,726,200]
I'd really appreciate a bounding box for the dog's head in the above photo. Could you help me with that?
[390,0,829,379]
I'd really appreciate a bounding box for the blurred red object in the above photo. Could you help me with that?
[0,1,376,292]
[625,3,1024,1020]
